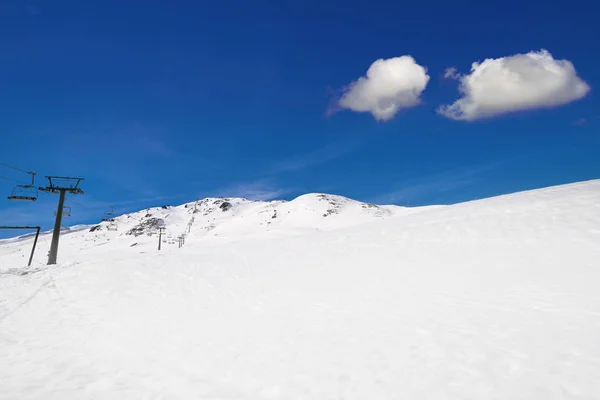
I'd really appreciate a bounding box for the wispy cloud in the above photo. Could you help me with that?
[75,195,176,209]
[270,140,361,173]
[210,180,290,201]
[573,118,587,126]
[0,193,179,237]
[443,67,459,79]
[26,5,41,16]
[0,195,58,230]
[193,141,361,202]
[373,162,501,205]
[123,123,173,158]
[0,207,49,227]
[65,194,179,221]
[57,122,212,203]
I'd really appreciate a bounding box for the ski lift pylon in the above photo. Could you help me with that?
[7,172,38,202]
[107,220,118,231]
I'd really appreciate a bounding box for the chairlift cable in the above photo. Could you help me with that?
[0,174,20,183]
[0,161,31,174]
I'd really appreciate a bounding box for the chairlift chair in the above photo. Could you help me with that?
[101,214,115,222]
[7,172,38,202]
[8,185,39,202]
[107,220,118,231]
[54,206,71,217]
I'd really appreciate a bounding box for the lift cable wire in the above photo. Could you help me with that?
[0,161,32,175]
[0,174,21,183]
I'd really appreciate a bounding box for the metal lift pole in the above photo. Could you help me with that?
[28,227,41,267]
[158,227,165,251]
[0,226,41,266]
[48,189,66,265]
[39,176,84,265]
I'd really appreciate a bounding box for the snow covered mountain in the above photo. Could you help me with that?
[104,192,407,237]
[1,192,414,266]
[1,180,599,399]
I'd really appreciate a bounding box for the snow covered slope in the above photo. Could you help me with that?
[1,180,599,399]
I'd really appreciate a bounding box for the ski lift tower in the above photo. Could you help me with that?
[39,176,84,265]
[102,205,115,221]
[102,206,118,231]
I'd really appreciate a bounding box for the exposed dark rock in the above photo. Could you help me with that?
[219,201,232,211]
[126,218,165,237]
[89,225,102,232]
[323,209,336,217]
[204,223,216,232]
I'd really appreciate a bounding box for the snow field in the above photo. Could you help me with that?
[1,180,599,399]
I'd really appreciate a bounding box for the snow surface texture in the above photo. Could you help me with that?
[1,182,600,399]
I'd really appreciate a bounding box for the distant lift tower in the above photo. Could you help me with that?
[39,176,84,265]
[102,206,118,231]
[102,206,115,221]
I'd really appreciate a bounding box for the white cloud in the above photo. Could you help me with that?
[444,67,459,79]
[337,56,430,121]
[438,49,590,121]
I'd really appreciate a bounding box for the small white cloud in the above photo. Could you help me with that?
[438,49,590,121]
[573,118,587,126]
[443,67,459,79]
[337,56,430,121]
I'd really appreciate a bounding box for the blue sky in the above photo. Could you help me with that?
[0,0,598,234]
